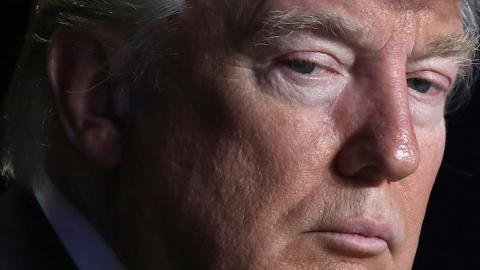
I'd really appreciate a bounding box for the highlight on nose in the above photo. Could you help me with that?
[385,129,421,181]
[335,125,420,183]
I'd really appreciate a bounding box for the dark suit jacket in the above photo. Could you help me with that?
[0,184,77,270]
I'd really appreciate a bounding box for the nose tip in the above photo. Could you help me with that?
[335,121,421,183]
[384,129,421,181]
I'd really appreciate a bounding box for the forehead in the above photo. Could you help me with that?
[261,0,462,28]
[260,0,461,14]
[193,0,464,47]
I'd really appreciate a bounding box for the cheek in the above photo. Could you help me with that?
[211,101,336,222]
[409,95,447,127]
[409,123,446,209]
[395,122,445,253]
[128,84,341,267]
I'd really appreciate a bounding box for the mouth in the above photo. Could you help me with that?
[305,218,395,258]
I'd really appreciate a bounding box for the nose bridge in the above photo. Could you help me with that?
[370,74,420,180]
[335,55,420,182]
[367,54,421,180]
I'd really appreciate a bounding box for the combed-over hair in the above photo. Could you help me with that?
[453,0,480,110]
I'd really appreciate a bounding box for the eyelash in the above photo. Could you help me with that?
[274,53,343,84]
[406,78,435,94]
[406,71,451,96]
[281,58,334,75]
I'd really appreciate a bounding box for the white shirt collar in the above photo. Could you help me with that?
[33,173,127,270]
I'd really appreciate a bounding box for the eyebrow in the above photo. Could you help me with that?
[426,32,478,71]
[249,10,367,47]
[248,10,477,65]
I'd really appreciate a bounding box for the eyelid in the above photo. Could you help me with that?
[406,70,451,93]
[277,51,346,75]
[260,32,356,67]
[407,58,459,85]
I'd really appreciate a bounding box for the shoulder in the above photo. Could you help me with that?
[0,183,77,270]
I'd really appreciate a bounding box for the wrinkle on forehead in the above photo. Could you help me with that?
[260,0,462,26]
[182,0,466,64]
[347,0,460,13]
[350,0,463,39]
[257,0,463,49]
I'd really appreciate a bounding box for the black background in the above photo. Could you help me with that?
[1,1,479,269]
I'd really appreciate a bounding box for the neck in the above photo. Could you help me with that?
[47,132,174,269]
[46,135,125,265]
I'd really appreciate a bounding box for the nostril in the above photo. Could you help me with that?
[335,142,373,178]
[349,165,386,185]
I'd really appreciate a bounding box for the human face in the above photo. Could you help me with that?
[122,0,466,269]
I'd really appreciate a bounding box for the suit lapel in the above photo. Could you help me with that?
[0,184,78,270]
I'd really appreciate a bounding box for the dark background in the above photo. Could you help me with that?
[1,1,32,101]
[1,2,479,269]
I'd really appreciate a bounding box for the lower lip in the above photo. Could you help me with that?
[318,232,388,257]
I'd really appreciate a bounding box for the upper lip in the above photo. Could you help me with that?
[308,217,396,244]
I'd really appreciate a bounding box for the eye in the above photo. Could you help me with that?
[407,78,433,94]
[260,51,349,105]
[283,59,320,75]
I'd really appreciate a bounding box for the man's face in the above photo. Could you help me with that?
[123,0,465,269]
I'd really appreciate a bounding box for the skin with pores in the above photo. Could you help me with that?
[46,0,470,269]
[123,0,460,269]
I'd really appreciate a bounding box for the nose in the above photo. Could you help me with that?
[335,73,420,183]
